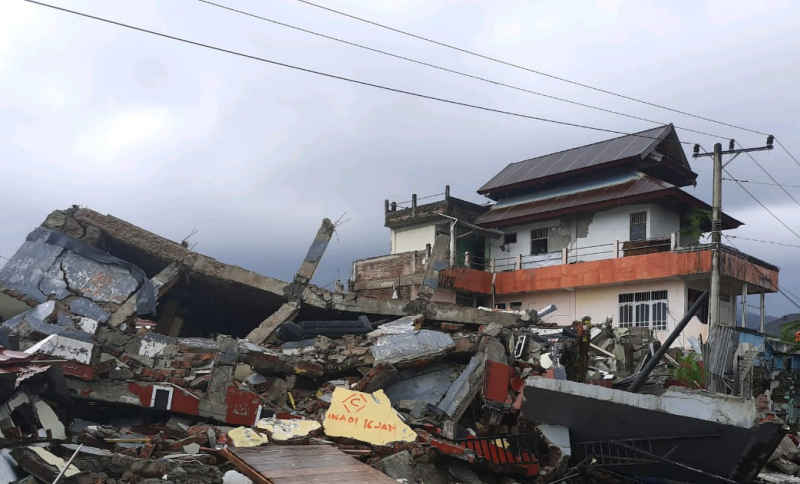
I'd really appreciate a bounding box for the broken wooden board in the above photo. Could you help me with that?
[226,445,396,484]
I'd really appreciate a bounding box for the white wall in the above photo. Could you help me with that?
[391,224,436,254]
[496,278,708,349]
[495,289,575,326]
[487,203,682,266]
[487,218,572,270]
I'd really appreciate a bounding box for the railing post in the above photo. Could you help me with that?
[411,193,417,217]
[445,185,450,199]
[518,253,523,270]
[464,251,470,267]
[384,199,389,213]
[490,257,495,273]
[562,247,568,264]
[391,201,397,212]
[616,240,621,258]
[670,232,677,250]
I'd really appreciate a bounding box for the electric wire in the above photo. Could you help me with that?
[24,0,701,145]
[723,167,800,241]
[293,0,800,171]
[725,235,800,249]
[736,140,800,209]
[723,234,800,311]
[198,0,731,142]
[293,0,772,137]
[723,177,800,189]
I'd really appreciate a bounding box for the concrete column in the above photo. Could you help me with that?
[384,199,389,213]
[449,222,456,267]
[741,283,748,328]
[411,194,417,217]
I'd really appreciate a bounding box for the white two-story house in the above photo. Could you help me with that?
[353,125,779,348]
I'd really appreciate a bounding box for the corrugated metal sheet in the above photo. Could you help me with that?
[476,175,673,225]
[479,125,672,194]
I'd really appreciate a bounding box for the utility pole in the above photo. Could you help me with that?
[693,136,774,330]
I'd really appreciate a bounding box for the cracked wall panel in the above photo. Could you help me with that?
[60,252,138,304]
[0,228,66,303]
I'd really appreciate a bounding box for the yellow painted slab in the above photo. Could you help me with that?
[323,387,417,445]
[228,426,269,447]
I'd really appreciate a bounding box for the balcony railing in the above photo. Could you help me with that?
[465,235,679,273]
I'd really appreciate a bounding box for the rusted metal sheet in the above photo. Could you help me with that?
[226,445,397,483]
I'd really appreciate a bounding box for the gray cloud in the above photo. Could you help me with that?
[2,0,799,315]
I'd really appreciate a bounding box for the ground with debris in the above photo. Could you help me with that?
[0,207,792,483]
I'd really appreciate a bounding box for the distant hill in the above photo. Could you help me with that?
[741,311,779,333]
[764,313,800,338]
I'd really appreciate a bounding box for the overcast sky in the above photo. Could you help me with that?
[2,0,799,315]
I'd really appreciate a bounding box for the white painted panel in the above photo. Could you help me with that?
[391,224,436,254]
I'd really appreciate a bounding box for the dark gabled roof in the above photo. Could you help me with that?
[478,125,696,198]
[475,174,742,229]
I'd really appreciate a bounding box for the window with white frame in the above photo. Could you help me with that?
[630,211,647,241]
[530,227,549,255]
[618,290,668,330]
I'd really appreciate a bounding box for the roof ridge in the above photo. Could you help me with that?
[504,124,671,168]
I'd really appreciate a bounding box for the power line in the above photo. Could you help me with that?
[294,0,800,171]
[725,235,800,249]
[24,0,701,145]
[723,177,800,189]
[736,140,800,209]
[777,139,800,170]
[723,167,800,241]
[293,0,772,138]
[198,0,730,142]
[722,234,800,312]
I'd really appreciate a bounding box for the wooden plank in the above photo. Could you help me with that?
[230,445,395,484]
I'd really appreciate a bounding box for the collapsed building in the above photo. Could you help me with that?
[0,204,789,483]
[0,129,794,483]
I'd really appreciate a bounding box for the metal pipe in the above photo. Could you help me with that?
[52,443,83,484]
[629,290,708,392]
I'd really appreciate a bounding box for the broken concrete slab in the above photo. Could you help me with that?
[227,427,269,447]
[370,329,454,366]
[24,333,94,364]
[0,228,65,304]
[254,417,320,441]
[367,314,423,338]
[109,262,181,327]
[33,399,65,440]
[376,450,416,483]
[246,302,300,345]
[69,297,110,323]
[384,364,459,407]
[437,352,485,422]
[323,387,417,445]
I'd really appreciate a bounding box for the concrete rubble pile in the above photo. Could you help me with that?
[0,207,786,483]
